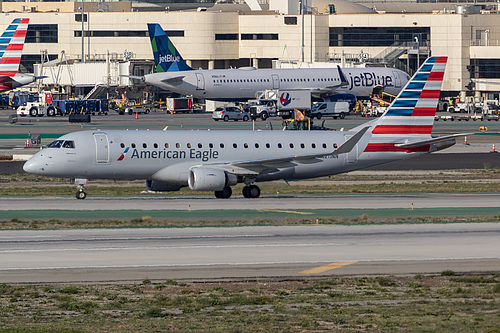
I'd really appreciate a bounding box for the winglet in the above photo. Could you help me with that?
[332,126,369,155]
[147,23,193,73]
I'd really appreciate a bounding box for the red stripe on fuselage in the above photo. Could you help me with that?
[0,71,18,76]
[434,57,448,63]
[372,125,433,135]
[412,107,436,117]
[364,143,430,153]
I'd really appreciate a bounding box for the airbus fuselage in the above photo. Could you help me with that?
[143,67,410,101]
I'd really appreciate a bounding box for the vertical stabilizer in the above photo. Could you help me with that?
[364,56,448,153]
[0,18,29,78]
[147,23,193,73]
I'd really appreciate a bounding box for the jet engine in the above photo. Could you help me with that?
[188,167,237,191]
[145,180,183,192]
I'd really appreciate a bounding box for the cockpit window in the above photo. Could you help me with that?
[47,140,64,148]
[62,140,75,148]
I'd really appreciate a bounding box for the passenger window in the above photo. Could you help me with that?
[187,143,192,148]
[120,143,125,148]
[165,143,170,148]
[244,143,248,148]
[300,143,305,148]
[255,143,259,148]
[334,143,338,149]
[154,143,158,149]
[198,143,203,148]
[220,143,225,148]
[209,143,214,148]
[176,143,180,148]
[233,143,238,148]
[289,143,294,148]
[143,143,147,148]
[266,143,270,148]
[131,143,136,148]
[322,143,327,148]
[278,143,282,148]
[312,143,316,148]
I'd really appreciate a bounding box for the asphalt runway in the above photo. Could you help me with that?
[2,193,500,211]
[1,223,499,283]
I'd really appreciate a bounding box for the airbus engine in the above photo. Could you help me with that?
[145,180,183,192]
[188,167,237,191]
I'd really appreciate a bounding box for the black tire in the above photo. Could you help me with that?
[145,109,150,114]
[215,187,232,199]
[316,113,322,120]
[243,115,249,121]
[247,185,260,198]
[128,110,133,115]
[29,107,38,117]
[261,112,269,121]
[76,190,87,200]
[223,115,229,122]
[339,112,345,119]
[214,119,219,121]
[47,107,56,117]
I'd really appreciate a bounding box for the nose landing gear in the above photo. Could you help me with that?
[74,178,88,200]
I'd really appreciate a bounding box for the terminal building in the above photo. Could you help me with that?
[2,0,500,100]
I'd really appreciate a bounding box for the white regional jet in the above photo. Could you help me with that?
[141,23,410,101]
[24,56,464,199]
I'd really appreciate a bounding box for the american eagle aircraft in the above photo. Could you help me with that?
[0,18,41,92]
[24,56,466,199]
[138,23,410,101]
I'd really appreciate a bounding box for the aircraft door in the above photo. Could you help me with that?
[196,73,205,90]
[272,74,280,89]
[392,71,402,88]
[94,133,109,164]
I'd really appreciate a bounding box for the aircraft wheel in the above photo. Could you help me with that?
[76,190,87,200]
[215,187,232,199]
[243,185,260,198]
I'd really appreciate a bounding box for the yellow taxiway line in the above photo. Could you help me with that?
[301,261,359,274]
[257,209,314,215]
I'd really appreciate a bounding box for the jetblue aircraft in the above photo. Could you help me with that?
[0,18,40,92]
[140,23,410,101]
[24,56,467,200]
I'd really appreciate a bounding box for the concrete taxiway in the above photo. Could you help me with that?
[0,223,499,283]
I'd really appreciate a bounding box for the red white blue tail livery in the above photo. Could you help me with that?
[0,18,38,92]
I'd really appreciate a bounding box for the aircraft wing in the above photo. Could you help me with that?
[201,127,369,175]
[395,133,474,149]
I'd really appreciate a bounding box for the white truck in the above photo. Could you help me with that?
[247,100,277,120]
[307,101,350,119]
[250,90,311,119]
[124,100,151,115]
[17,93,57,117]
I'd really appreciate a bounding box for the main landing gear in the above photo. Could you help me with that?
[74,178,88,200]
[213,184,261,199]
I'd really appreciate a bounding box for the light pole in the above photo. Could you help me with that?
[81,0,84,63]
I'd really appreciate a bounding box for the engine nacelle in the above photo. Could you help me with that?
[145,180,183,192]
[188,167,237,191]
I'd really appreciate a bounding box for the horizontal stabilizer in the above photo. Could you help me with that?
[395,133,474,149]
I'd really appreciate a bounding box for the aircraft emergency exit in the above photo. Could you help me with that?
[24,57,465,199]
[139,23,410,101]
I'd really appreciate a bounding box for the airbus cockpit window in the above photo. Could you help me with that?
[47,140,64,148]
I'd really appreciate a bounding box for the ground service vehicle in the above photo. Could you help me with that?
[212,106,250,121]
[166,97,193,113]
[124,101,151,115]
[248,100,277,120]
[17,93,56,117]
[307,102,350,119]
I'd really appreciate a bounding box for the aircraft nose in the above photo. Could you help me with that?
[23,153,46,174]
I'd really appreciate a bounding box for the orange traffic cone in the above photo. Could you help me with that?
[135,112,138,119]
[40,145,43,151]
[493,143,496,153]
[25,138,30,148]
[464,136,468,145]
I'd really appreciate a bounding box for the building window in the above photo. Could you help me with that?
[241,33,278,40]
[215,34,238,40]
[469,59,500,79]
[26,24,58,43]
[329,27,430,47]
[284,17,297,25]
